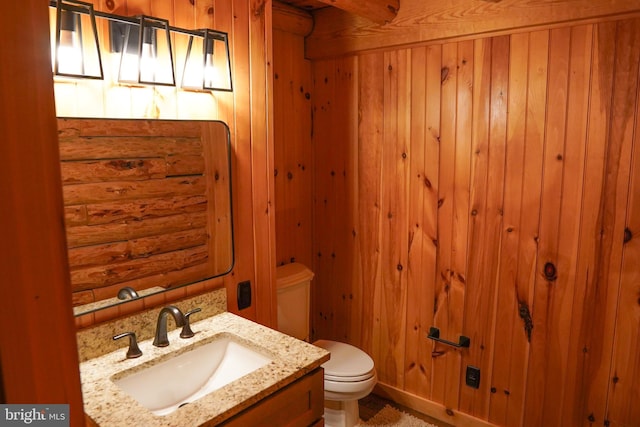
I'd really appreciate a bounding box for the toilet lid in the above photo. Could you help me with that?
[314,340,375,380]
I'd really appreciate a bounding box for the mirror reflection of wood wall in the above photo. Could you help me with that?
[57,118,233,315]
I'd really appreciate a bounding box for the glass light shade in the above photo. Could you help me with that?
[181,30,233,92]
[52,0,103,79]
[113,16,175,87]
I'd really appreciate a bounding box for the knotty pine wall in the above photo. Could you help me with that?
[274,13,640,427]
[1,1,83,418]
[57,0,277,329]
[273,26,313,268]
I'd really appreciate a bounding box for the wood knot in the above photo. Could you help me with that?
[543,262,557,281]
[207,6,214,14]
[441,67,449,83]
[518,301,533,342]
[105,0,115,9]
[624,227,632,243]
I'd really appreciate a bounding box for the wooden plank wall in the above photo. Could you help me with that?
[0,0,84,420]
[60,0,275,328]
[274,17,640,427]
[273,25,314,268]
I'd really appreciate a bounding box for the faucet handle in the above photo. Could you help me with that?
[180,308,202,339]
[113,332,143,359]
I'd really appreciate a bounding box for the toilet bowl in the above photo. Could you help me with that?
[313,339,377,427]
[276,263,377,427]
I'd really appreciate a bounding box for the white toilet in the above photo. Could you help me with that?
[276,263,377,427]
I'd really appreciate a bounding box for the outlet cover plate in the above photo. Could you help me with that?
[466,365,480,389]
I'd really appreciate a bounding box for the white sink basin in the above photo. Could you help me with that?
[112,334,273,416]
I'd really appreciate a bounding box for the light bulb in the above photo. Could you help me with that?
[57,10,83,75]
[204,52,218,88]
[139,40,156,82]
[57,30,83,74]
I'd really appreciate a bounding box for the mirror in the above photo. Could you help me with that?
[58,118,234,316]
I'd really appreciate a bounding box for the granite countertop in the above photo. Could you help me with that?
[81,312,330,426]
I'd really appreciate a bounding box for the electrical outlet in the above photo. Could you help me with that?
[237,281,251,310]
[466,365,481,389]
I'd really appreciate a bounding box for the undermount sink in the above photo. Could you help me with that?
[112,334,273,416]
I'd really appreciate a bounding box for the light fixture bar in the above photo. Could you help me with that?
[49,0,232,92]
[50,1,230,39]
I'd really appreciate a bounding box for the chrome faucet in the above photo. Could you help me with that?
[117,286,139,300]
[153,305,185,347]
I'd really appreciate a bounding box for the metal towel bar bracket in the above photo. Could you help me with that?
[427,326,470,348]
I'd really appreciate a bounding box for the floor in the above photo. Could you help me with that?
[359,394,454,427]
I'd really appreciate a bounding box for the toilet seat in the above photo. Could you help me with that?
[313,340,375,382]
[324,373,378,393]
[325,372,373,382]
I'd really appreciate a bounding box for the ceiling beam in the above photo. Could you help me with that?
[273,1,314,36]
[316,0,399,25]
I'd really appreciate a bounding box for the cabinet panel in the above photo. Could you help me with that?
[219,368,324,427]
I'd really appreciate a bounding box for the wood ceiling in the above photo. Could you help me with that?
[278,0,399,25]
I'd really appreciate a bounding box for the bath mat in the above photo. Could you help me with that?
[359,404,438,427]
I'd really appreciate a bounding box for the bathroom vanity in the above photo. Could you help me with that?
[80,311,329,426]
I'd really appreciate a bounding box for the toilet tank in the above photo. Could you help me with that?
[276,263,314,341]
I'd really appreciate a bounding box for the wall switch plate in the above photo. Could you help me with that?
[237,281,251,310]
[466,365,481,389]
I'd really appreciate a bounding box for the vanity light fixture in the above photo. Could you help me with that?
[53,0,103,79]
[181,29,233,92]
[48,1,233,92]
[110,16,176,86]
